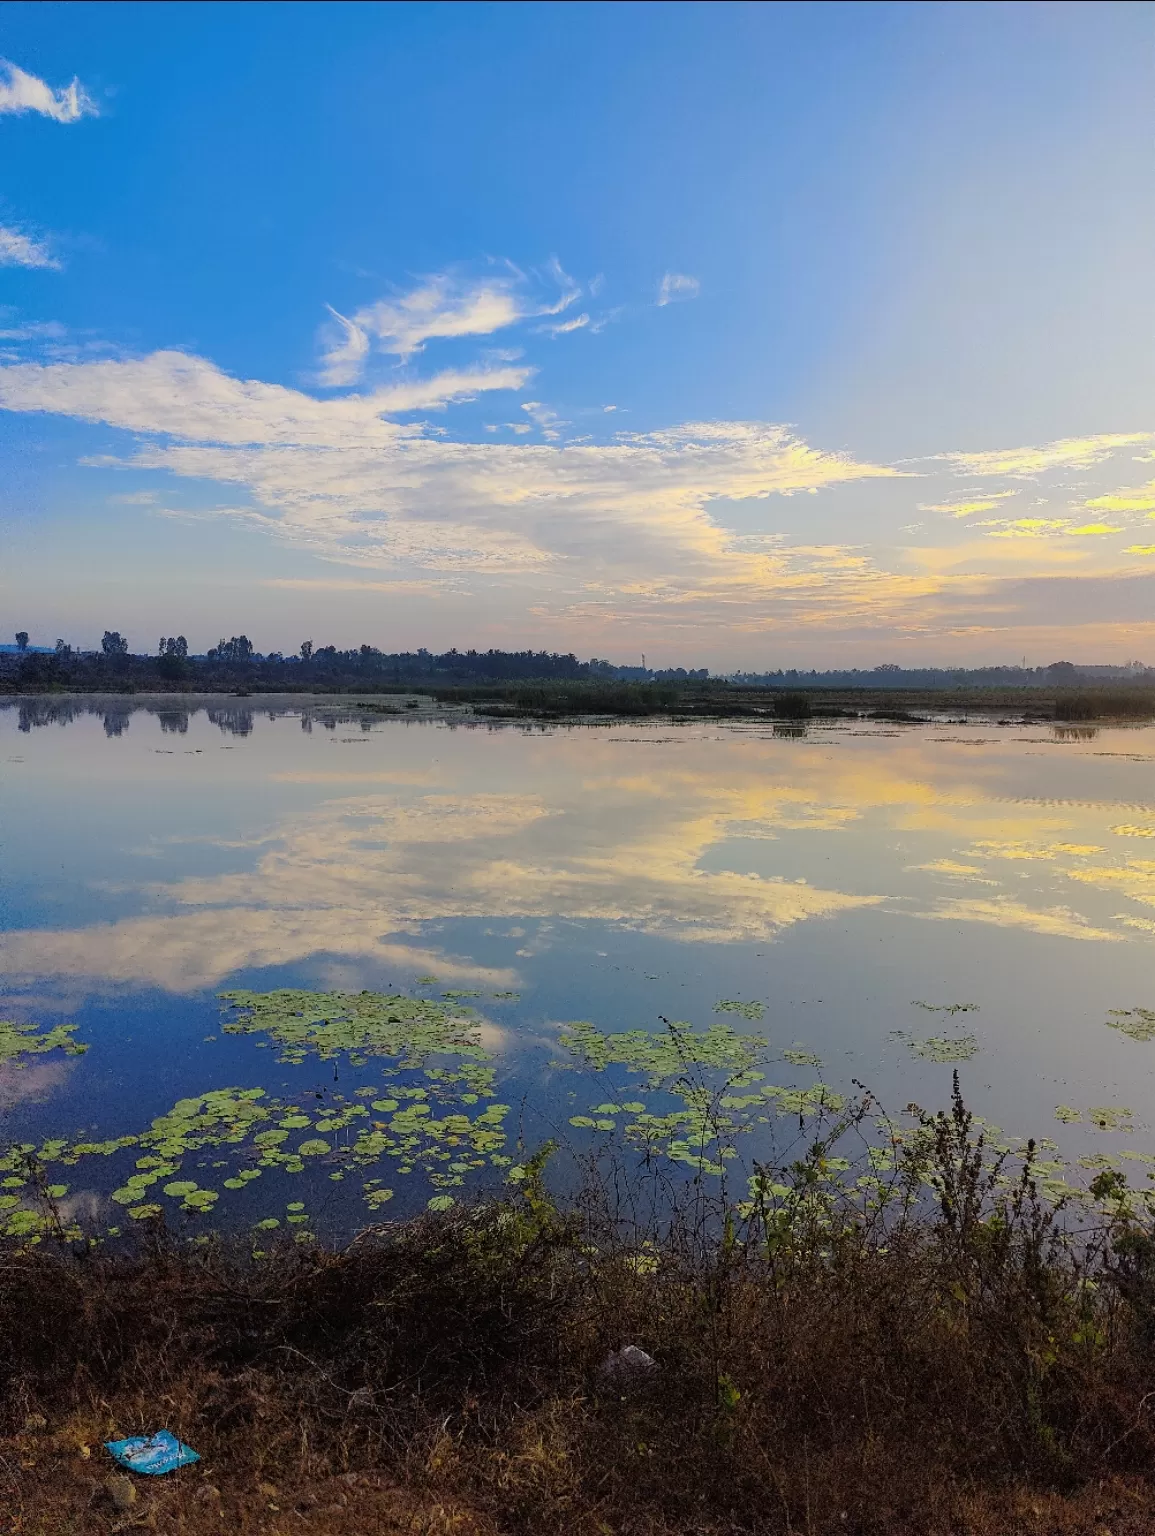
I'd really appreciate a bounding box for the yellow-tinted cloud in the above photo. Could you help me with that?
[1067,859,1155,909]
[948,433,1153,478]
[0,351,897,576]
[918,898,1123,942]
[970,840,1104,861]
[921,493,1018,518]
[983,518,1072,538]
[1086,481,1155,514]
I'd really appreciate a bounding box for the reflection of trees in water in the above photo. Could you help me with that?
[3,699,414,739]
[16,699,90,732]
[207,708,254,737]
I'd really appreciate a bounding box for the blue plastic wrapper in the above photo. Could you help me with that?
[104,1430,201,1475]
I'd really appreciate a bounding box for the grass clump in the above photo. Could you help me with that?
[1054,690,1155,721]
[8,1082,1155,1533]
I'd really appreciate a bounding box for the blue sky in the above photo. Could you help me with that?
[1,1,1154,666]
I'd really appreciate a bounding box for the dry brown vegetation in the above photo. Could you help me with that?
[7,1100,1155,1535]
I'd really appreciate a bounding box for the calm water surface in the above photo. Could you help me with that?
[3,698,1155,1235]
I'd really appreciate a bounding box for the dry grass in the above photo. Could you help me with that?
[8,1101,1155,1534]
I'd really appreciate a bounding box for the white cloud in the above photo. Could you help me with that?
[0,346,895,578]
[0,224,60,270]
[657,272,701,306]
[520,399,566,439]
[319,264,583,381]
[0,350,532,446]
[538,312,589,338]
[0,60,97,122]
[349,277,524,361]
[317,305,369,387]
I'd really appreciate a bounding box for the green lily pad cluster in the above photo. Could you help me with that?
[1106,1008,1155,1042]
[219,988,490,1070]
[714,999,766,1021]
[1,992,513,1244]
[0,1019,88,1066]
[558,1019,844,1178]
[1054,1104,1134,1131]
[893,1031,980,1063]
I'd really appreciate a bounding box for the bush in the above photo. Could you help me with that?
[772,690,811,719]
[7,1091,1155,1533]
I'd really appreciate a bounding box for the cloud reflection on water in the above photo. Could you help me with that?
[3,711,1155,996]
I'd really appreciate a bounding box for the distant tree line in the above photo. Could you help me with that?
[0,634,704,694]
[730,660,1154,690]
[3,628,1151,696]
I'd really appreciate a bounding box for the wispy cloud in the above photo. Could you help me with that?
[0,346,894,577]
[657,272,700,306]
[320,263,582,381]
[0,224,60,270]
[316,305,369,387]
[8,340,1155,653]
[261,577,457,595]
[980,517,1122,540]
[1086,480,1155,514]
[0,60,98,122]
[946,433,1153,478]
[0,350,532,445]
[921,492,1017,518]
[538,312,589,339]
[354,277,525,360]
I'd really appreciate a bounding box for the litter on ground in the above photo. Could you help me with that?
[103,1430,201,1475]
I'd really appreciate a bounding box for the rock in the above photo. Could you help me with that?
[105,1474,137,1513]
[599,1344,658,1383]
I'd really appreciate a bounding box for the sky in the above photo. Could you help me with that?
[1,0,1154,669]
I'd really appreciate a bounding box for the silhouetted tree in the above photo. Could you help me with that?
[211,636,254,663]
[101,631,129,656]
[15,631,28,652]
[300,640,313,662]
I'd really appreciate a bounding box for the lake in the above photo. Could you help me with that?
[3,695,1155,1240]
